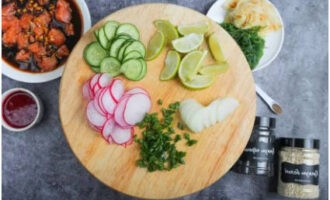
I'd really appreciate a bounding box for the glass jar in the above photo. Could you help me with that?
[232,116,276,176]
[278,138,320,199]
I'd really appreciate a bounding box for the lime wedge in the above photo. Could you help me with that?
[181,74,215,89]
[199,62,229,75]
[177,21,210,35]
[178,50,208,81]
[154,20,179,44]
[145,31,165,61]
[160,50,181,80]
[172,33,204,53]
[208,33,226,62]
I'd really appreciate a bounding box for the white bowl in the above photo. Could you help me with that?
[2,0,92,83]
[206,0,284,71]
[2,88,44,132]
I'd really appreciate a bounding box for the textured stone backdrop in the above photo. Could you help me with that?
[2,0,328,199]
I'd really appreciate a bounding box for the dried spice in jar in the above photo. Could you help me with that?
[278,138,320,199]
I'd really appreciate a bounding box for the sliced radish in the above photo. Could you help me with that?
[89,74,101,91]
[125,87,149,96]
[82,82,92,100]
[97,73,113,88]
[123,93,151,126]
[88,121,103,132]
[114,95,131,128]
[110,125,134,145]
[102,118,115,141]
[101,87,117,115]
[86,101,107,127]
[93,88,107,116]
[110,79,124,102]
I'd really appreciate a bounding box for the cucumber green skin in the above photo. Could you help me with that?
[136,59,147,80]
[104,21,119,40]
[122,50,143,62]
[100,57,121,76]
[120,58,147,81]
[83,41,108,67]
[91,67,101,73]
[116,23,140,40]
[98,28,110,49]
[124,41,146,58]
[109,38,127,57]
[118,40,133,61]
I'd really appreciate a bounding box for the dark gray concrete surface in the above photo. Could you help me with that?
[2,0,328,199]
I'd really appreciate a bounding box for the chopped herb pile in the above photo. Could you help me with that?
[135,101,197,172]
[220,23,265,70]
[184,133,198,147]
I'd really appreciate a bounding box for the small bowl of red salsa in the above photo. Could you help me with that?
[1,0,91,83]
[2,88,43,132]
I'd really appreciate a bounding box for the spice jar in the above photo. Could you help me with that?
[232,116,276,176]
[278,138,320,199]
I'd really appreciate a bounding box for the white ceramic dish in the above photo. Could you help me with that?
[2,88,44,132]
[206,0,284,71]
[2,0,92,83]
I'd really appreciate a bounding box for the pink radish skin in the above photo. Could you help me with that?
[82,82,92,100]
[93,88,107,116]
[123,93,151,126]
[125,87,149,96]
[86,101,107,127]
[110,125,134,146]
[114,95,132,128]
[102,118,115,141]
[89,74,101,93]
[101,87,118,115]
[110,79,125,102]
[97,73,113,88]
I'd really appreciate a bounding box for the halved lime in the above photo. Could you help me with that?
[177,21,210,35]
[178,50,208,81]
[181,74,215,89]
[208,33,226,62]
[199,62,229,75]
[145,31,165,61]
[154,20,179,44]
[160,50,181,80]
[172,33,204,53]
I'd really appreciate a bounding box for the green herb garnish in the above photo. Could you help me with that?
[135,102,188,172]
[157,99,163,105]
[177,122,185,130]
[183,133,198,146]
[220,23,265,70]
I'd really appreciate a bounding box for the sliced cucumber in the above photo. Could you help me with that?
[94,29,99,39]
[116,23,140,40]
[109,38,127,57]
[120,59,144,81]
[104,21,119,40]
[84,42,108,67]
[98,27,110,49]
[124,41,146,58]
[115,33,132,40]
[136,58,147,80]
[122,50,143,62]
[100,57,121,76]
[91,66,100,73]
[118,40,133,61]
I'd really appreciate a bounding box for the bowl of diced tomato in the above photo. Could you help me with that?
[1,0,91,83]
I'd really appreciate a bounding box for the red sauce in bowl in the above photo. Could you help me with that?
[2,91,38,128]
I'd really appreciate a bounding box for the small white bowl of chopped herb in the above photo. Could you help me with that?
[207,0,284,71]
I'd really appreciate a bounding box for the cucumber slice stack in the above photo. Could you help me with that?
[83,21,147,81]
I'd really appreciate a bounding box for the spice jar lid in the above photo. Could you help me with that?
[254,116,276,129]
[279,137,320,149]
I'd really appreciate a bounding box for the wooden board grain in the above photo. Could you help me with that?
[59,3,256,199]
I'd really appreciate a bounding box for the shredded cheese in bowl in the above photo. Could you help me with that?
[223,0,282,35]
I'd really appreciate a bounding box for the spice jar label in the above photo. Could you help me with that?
[241,140,274,162]
[281,162,319,185]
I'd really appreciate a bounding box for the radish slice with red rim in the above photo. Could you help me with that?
[102,118,115,141]
[82,82,93,100]
[101,87,117,115]
[86,101,107,127]
[124,93,151,126]
[125,87,149,96]
[97,73,113,88]
[110,79,125,102]
[114,95,131,128]
[110,125,134,145]
[93,88,107,116]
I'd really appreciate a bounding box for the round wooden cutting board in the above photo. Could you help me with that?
[59,3,256,199]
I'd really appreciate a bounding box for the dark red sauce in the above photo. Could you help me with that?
[2,0,83,73]
[2,91,38,128]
